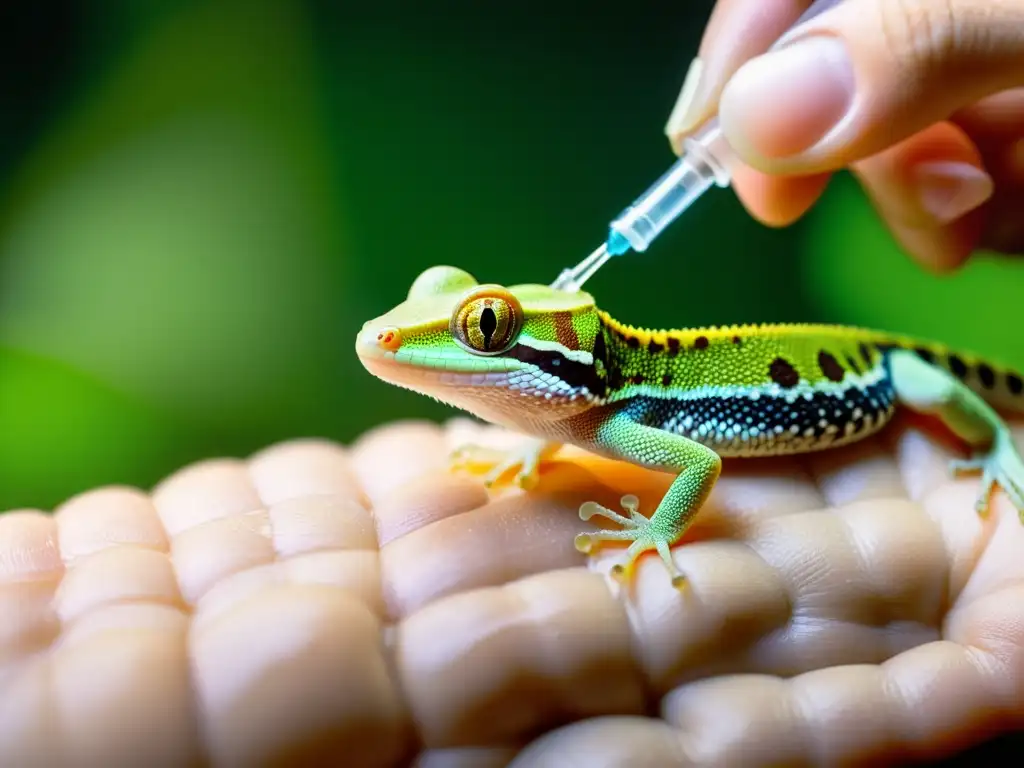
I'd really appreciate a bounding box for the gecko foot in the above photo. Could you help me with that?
[948,432,1024,521]
[574,494,686,590]
[449,438,558,490]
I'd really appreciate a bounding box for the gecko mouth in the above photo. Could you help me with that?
[355,324,602,410]
[357,351,511,388]
[355,329,600,429]
[355,331,514,391]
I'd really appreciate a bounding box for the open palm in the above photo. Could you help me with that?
[1,415,1022,766]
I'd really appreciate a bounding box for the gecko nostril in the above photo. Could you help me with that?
[376,327,402,351]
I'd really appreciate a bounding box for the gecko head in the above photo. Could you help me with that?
[355,265,607,427]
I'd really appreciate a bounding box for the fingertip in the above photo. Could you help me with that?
[730,164,832,227]
[910,161,993,227]
[851,122,991,272]
[861,193,983,277]
[665,58,709,153]
[888,214,981,276]
[665,0,815,156]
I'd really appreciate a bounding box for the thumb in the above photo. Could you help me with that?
[716,0,1024,175]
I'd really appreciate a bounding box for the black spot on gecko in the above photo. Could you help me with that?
[661,374,673,386]
[647,339,664,355]
[626,336,640,349]
[817,351,845,382]
[977,363,996,389]
[769,357,799,388]
[607,367,624,389]
[667,338,680,357]
[859,343,873,365]
[915,347,935,364]
[845,355,861,376]
[694,335,709,350]
[732,335,742,345]
[948,355,968,379]
[630,373,645,384]
[1008,373,1024,396]
[592,329,607,367]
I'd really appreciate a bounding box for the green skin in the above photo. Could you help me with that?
[356,266,1024,589]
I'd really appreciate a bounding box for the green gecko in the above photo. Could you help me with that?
[355,265,1024,589]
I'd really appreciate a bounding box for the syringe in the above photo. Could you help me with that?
[552,0,843,292]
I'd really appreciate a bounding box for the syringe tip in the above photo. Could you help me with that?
[550,269,577,292]
[606,229,632,257]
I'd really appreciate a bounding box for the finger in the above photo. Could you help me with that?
[0,504,191,766]
[717,0,1024,175]
[378,433,677,617]
[952,91,1024,253]
[663,630,1024,764]
[665,0,811,150]
[730,165,832,227]
[349,420,451,507]
[510,717,691,767]
[850,121,993,272]
[977,182,1024,255]
[396,570,643,748]
[951,87,1024,147]
[158,442,405,765]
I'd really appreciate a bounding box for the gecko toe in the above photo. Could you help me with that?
[577,496,686,588]
[950,434,1024,521]
[515,470,539,490]
[949,456,984,477]
[574,533,595,554]
[578,500,638,528]
[609,561,632,584]
[453,438,554,491]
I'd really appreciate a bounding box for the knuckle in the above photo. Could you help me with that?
[878,0,961,76]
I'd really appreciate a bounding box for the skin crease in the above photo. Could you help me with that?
[0,416,1022,765]
[668,0,1024,271]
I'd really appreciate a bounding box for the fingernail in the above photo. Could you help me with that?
[911,161,994,225]
[719,36,855,161]
[664,57,707,154]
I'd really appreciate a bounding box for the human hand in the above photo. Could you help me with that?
[1,415,1022,765]
[665,0,1024,272]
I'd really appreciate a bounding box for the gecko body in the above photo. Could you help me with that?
[356,266,1024,587]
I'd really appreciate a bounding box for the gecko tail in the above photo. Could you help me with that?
[874,334,1024,417]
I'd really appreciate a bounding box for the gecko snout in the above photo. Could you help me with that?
[357,323,403,355]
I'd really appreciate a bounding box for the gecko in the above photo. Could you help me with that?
[355,265,1024,589]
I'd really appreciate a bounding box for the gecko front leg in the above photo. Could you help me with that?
[573,413,722,589]
[450,437,563,490]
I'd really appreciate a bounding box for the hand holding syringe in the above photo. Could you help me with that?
[552,0,844,292]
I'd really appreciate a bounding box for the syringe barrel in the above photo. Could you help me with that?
[608,119,733,254]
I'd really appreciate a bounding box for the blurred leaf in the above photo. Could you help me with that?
[0,0,347,433]
[0,346,192,509]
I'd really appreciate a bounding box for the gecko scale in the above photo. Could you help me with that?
[356,266,1024,588]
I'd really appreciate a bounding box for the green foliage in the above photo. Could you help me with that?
[0,347,190,509]
[0,1,1018,508]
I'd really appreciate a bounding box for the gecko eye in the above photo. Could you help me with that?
[449,286,524,355]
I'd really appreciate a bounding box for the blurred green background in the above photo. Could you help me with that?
[0,0,1021,510]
